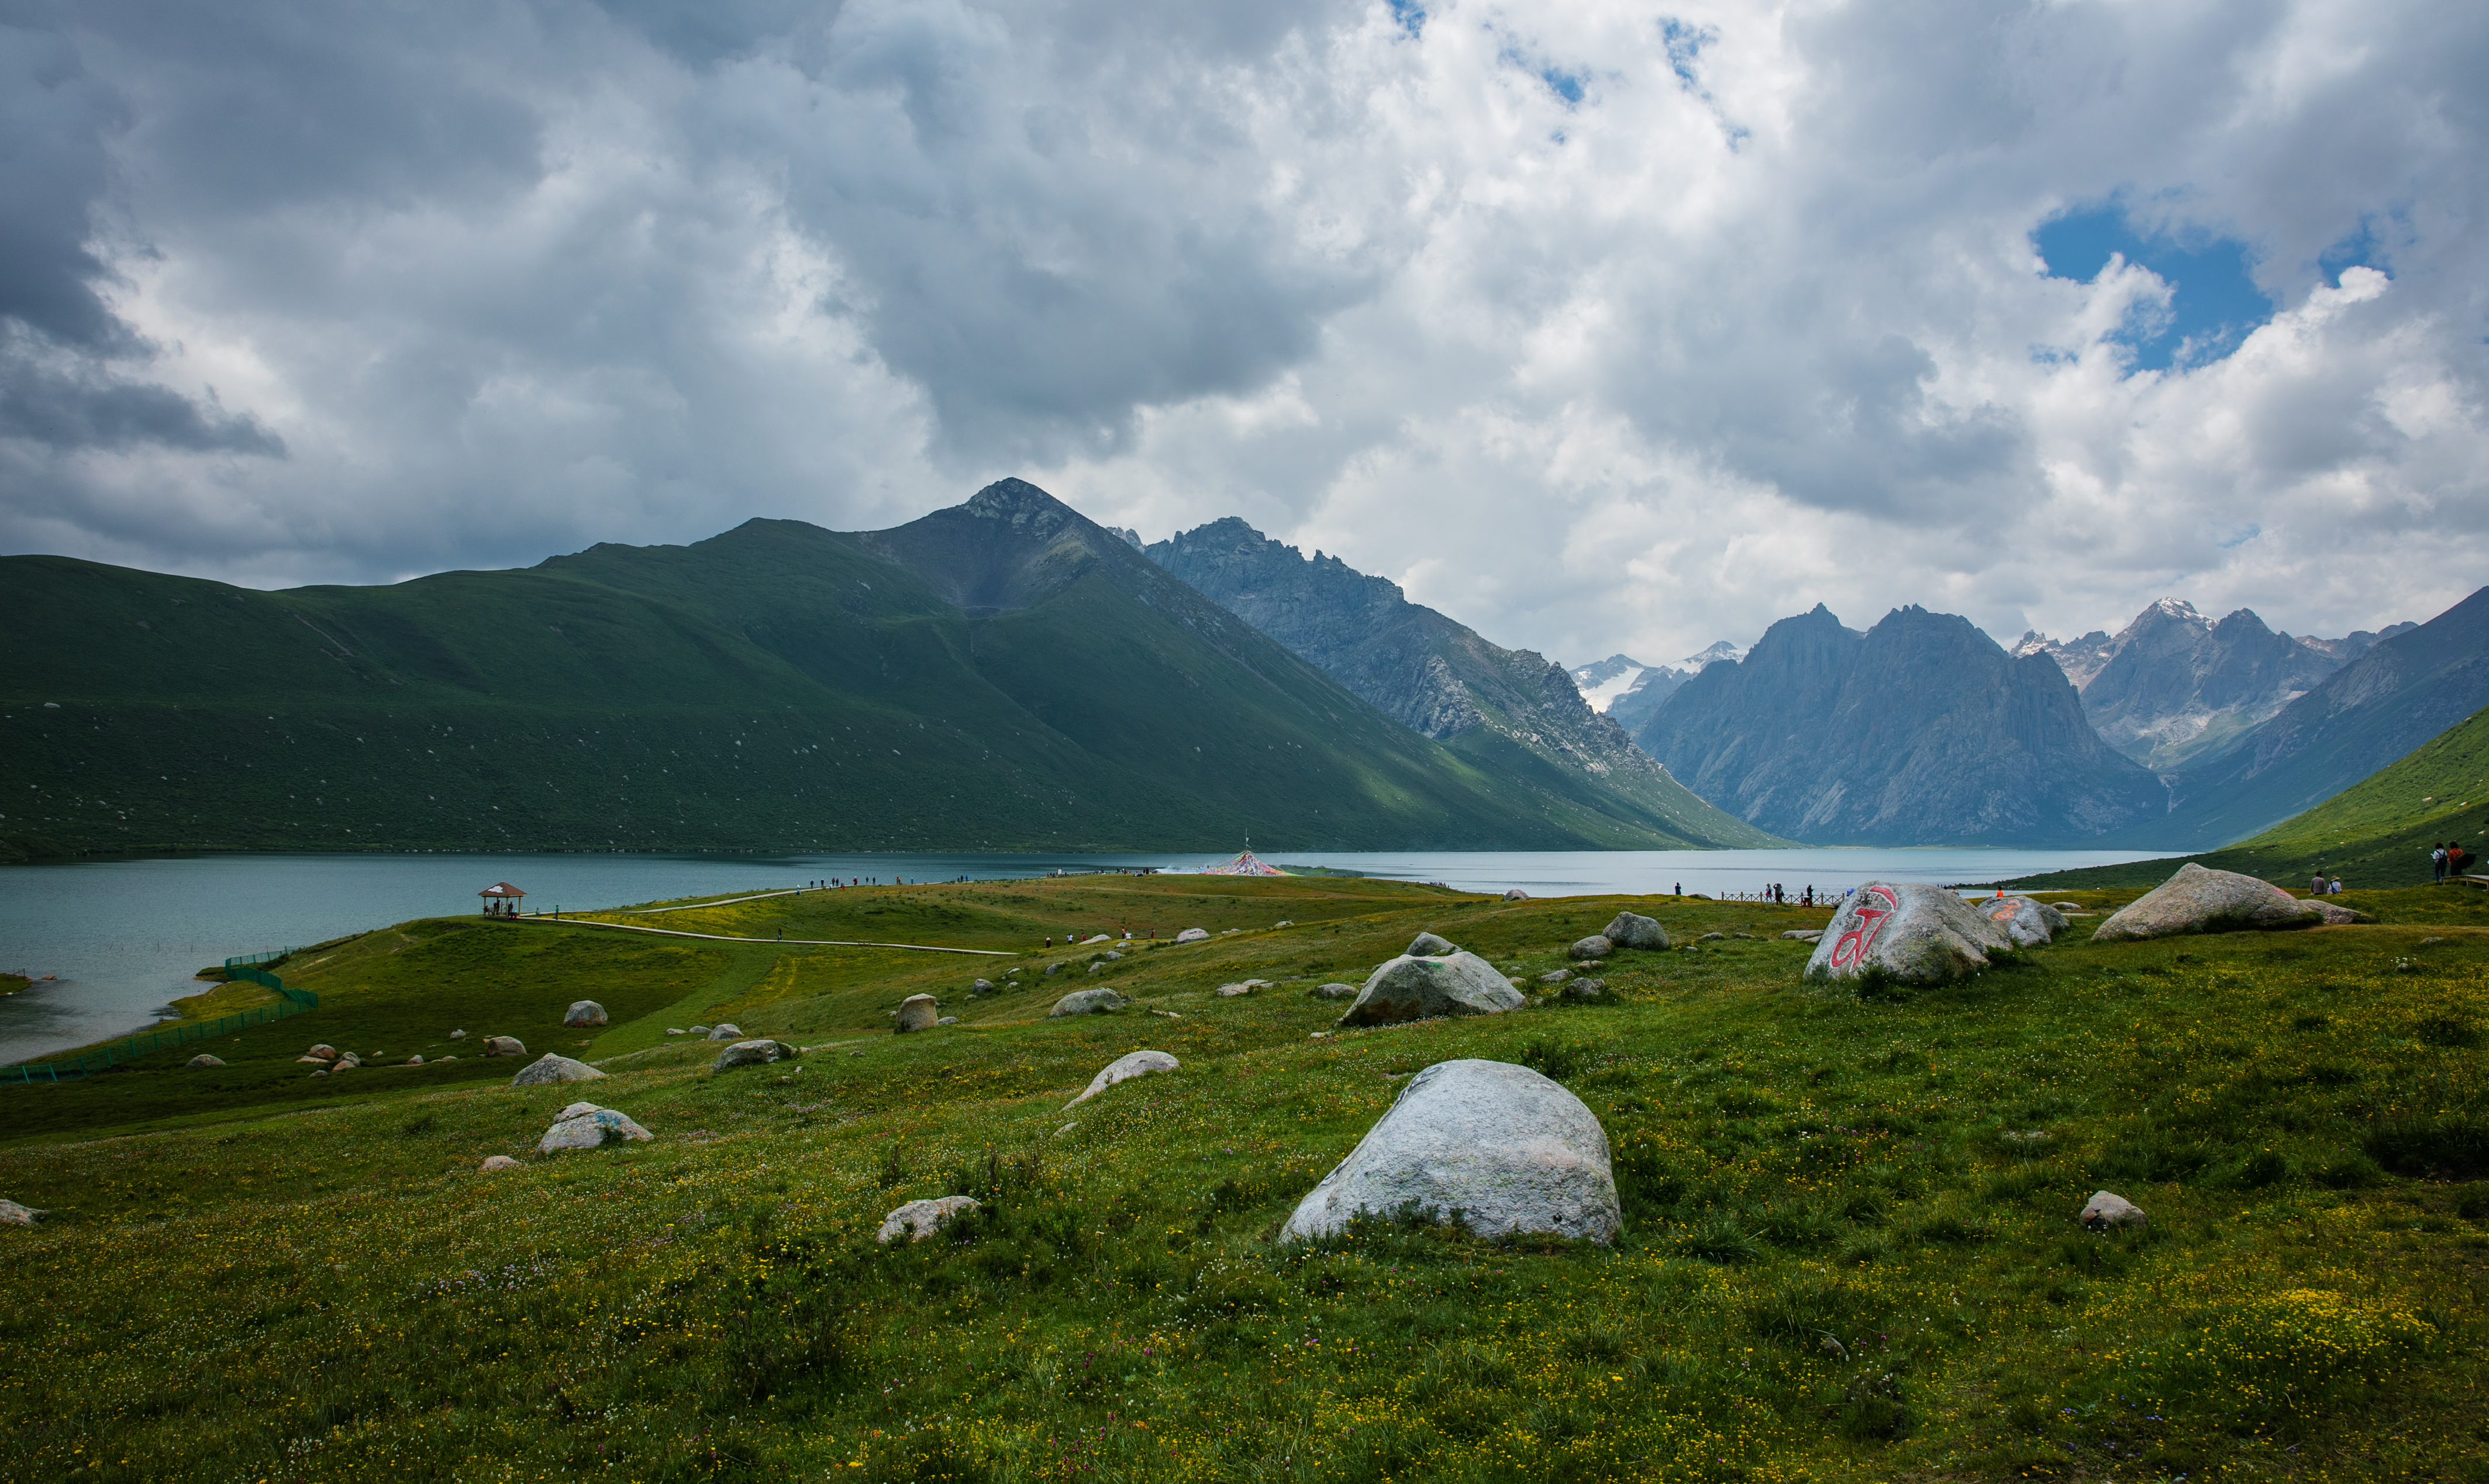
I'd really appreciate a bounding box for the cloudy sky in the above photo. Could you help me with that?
[4,0,2483,667]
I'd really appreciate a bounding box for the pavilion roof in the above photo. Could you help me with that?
[479,882,526,898]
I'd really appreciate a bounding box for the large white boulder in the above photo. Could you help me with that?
[563,1000,608,1027]
[704,1023,744,1041]
[1337,949,1525,1027]
[0,1199,46,1227]
[2080,1190,2146,1230]
[877,1196,980,1244]
[1065,1049,1179,1107]
[1279,1059,1619,1244]
[482,1036,526,1058]
[536,1102,653,1153]
[1804,882,2011,987]
[1174,927,1211,943]
[2090,864,2326,943]
[510,1053,605,1086]
[1976,896,2069,948]
[712,1039,801,1072]
[1601,912,1670,950]
[1049,989,1128,1017]
[894,995,940,1033]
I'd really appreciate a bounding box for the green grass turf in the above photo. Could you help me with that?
[2007,706,2489,893]
[2,876,2485,1480]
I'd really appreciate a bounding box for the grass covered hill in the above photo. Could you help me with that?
[4,874,2486,1479]
[0,479,1774,860]
[2005,703,2489,893]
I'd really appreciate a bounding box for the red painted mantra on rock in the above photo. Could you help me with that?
[1829,885,1900,968]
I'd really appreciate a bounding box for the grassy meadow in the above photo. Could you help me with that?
[3,872,2487,1480]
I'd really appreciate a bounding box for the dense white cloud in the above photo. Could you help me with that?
[2,0,2482,655]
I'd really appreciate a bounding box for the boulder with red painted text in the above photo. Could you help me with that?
[1803,882,2009,988]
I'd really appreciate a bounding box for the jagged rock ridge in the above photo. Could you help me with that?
[2015,599,2416,771]
[1632,603,2168,845]
[1144,518,1778,848]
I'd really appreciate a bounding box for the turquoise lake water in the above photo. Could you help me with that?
[0,845,2171,1065]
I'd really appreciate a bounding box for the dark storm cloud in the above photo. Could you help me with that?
[0,17,288,455]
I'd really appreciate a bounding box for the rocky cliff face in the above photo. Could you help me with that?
[2141,586,2489,848]
[1145,519,1780,848]
[1633,604,2168,845]
[2015,599,2415,771]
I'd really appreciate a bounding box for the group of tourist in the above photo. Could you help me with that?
[2431,842,2476,883]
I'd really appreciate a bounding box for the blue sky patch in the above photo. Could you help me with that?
[1541,65,1585,105]
[2036,203,2273,372]
[1386,0,1423,39]
[1659,19,1714,91]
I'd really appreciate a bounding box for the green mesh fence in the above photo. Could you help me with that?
[2,949,319,1085]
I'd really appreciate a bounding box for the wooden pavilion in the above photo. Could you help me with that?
[480,882,526,916]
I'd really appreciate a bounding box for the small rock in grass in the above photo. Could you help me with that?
[482,1036,526,1058]
[877,1196,980,1244]
[1099,950,1125,961]
[405,1054,423,1066]
[294,1055,325,1064]
[511,1054,605,1086]
[1275,920,1294,928]
[307,1044,339,1060]
[537,1102,653,1154]
[705,1023,743,1041]
[894,996,939,1033]
[712,1039,800,1072]
[665,1028,685,1036]
[1308,982,1357,999]
[970,978,996,996]
[1539,968,1572,983]
[1081,934,1112,945]
[563,1000,608,1027]
[2050,903,2083,912]
[308,1069,327,1077]
[1697,932,1726,943]
[2080,1190,2145,1230]
[1216,980,1269,998]
[1561,979,1610,1002]
[1570,935,1614,960]
[1601,913,1670,950]
[449,1030,467,1040]
[1779,930,1822,942]
[1280,1059,1618,1244]
[1049,989,1128,1017]
[687,1024,711,1035]
[1502,888,1529,901]
[1175,927,1211,943]
[185,1053,225,1068]
[1408,932,1457,957]
[478,1155,522,1172]
[1066,1049,1179,1107]
[2313,901,2373,925]
[936,1016,958,1026]
[0,1199,49,1226]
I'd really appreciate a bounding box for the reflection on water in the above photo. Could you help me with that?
[0,844,2167,1064]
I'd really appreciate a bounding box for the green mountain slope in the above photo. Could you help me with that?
[2004,703,2489,892]
[0,480,1752,857]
